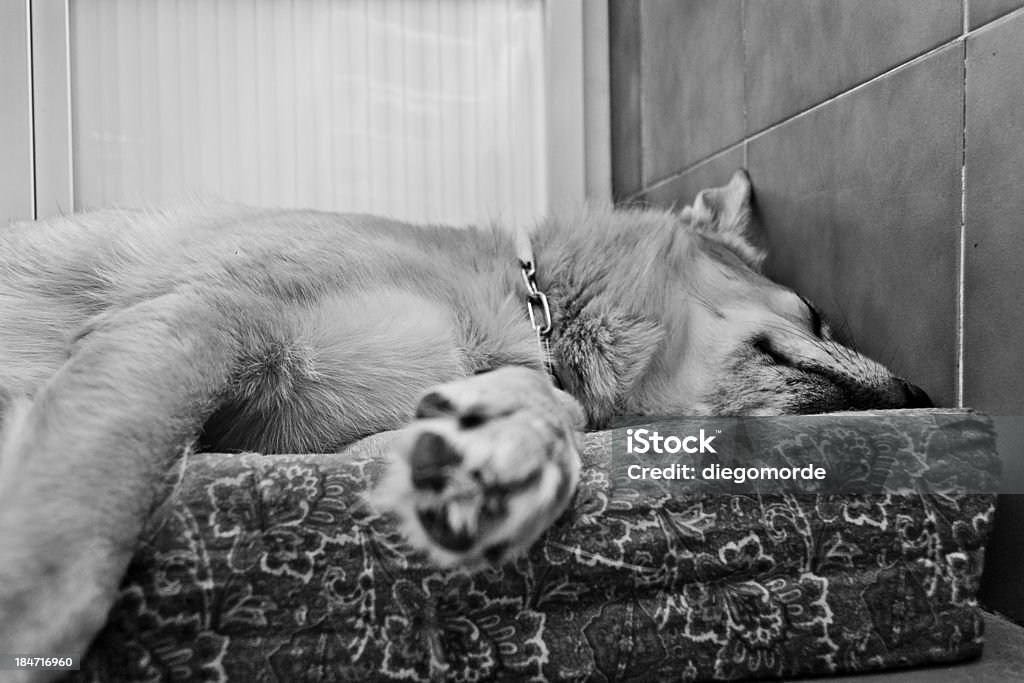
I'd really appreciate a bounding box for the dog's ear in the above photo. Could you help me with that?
[556,309,664,428]
[685,169,765,271]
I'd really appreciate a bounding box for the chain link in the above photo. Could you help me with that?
[520,261,552,338]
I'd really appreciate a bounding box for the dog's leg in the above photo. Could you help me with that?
[374,366,585,567]
[0,291,247,681]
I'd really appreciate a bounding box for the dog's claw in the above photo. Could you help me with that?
[417,504,476,552]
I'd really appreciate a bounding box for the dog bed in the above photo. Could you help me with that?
[68,409,998,681]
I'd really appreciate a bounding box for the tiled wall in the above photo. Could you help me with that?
[610,0,1024,621]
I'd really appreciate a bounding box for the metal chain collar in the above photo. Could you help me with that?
[519,258,557,381]
[519,259,552,339]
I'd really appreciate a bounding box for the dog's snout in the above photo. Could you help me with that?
[899,380,933,408]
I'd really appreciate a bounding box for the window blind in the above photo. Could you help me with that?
[69,0,548,227]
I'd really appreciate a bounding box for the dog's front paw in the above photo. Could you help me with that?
[374,367,584,567]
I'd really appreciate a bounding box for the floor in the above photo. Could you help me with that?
[807,611,1024,682]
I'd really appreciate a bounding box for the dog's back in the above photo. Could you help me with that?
[0,206,538,434]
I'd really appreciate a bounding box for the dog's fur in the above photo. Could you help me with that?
[0,171,931,677]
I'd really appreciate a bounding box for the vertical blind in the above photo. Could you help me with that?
[69,0,548,227]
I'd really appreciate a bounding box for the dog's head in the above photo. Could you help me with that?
[549,170,933,423]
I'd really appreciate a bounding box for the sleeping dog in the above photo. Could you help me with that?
[0,170,930,678]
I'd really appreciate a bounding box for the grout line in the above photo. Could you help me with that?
[639,2,1024,201]
[744,35,967,147]
[740,0,748,145]
[956,23,968,408]
[636,1,645,193]
[624,140,746,202]
[958,164,966,407]
[631,4,1024,210]
[638,29,974,198]
[969,4,1024,34]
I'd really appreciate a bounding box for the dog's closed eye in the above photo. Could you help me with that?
[798,295,825,339]
[752,336,792,367]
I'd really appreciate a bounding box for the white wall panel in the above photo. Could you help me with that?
[68,0,548,227]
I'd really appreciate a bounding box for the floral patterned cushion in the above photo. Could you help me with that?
[69,410,998,681]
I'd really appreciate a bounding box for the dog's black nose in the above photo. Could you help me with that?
[900,380,933,408]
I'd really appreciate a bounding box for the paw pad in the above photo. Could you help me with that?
[375,367,584,568]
